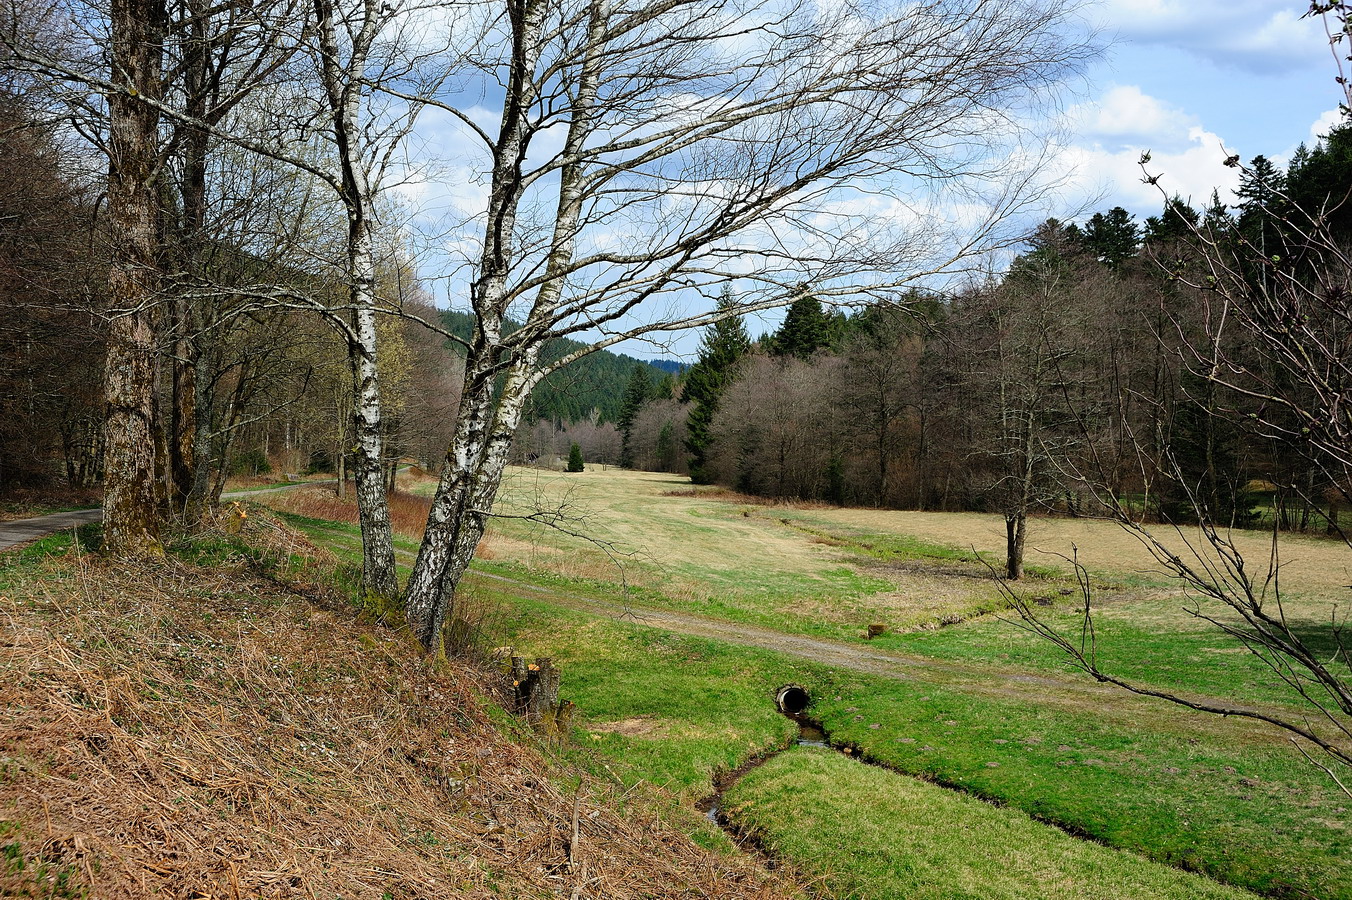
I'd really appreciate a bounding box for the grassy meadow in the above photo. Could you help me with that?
[258,466,1351,899]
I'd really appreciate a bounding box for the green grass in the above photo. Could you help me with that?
[464,570,1350,899]
[283,490,1352,900]
[873,598,1351,712]
[725,747,1257,900]
[474,580,799,798]
[0,524,102,582]
[804,670,1350,899]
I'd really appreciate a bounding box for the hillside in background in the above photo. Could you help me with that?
[440,310,675,424]
[647,359,689,376]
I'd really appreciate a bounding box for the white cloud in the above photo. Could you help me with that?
[1310,107,1344,144]
[1096,1,1328,74]
[1072,85,1196,147]
[1059,86,1240,216]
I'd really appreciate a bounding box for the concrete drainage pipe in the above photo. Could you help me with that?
[775,684,810,715]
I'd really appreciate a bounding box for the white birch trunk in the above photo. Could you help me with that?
[314,0,398,598]
[403,0,605,650]
[350,226,398,599]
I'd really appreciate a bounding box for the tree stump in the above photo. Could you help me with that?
[511,656,570,739]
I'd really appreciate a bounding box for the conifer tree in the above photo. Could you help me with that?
[684,291,752,483]
[567,442,585,473]
[1081,206,1140,267]
[770,294,834,358]
[617,363,654,468]
[656,422,679,472]
[1287,123,1352,239]
[653,373,676,400]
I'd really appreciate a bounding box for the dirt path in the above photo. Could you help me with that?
[289,520,1299,745]
[0,480,336,553]
[466,568,1304,748]
[0,508,104,551]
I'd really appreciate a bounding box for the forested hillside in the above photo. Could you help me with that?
[438,310,672,425]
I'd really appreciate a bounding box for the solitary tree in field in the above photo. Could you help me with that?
[567,442,585,473]
[952,221,1098,579]
[398,0,1094,652]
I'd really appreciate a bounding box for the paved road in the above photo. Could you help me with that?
[0,508,104,551]
[0,479,337,553]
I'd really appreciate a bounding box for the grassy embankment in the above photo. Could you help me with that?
[261,468,1351,899]
[0,522,793,899]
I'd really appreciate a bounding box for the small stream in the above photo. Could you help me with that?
[700,687,841,828]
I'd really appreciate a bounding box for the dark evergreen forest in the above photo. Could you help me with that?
[437,310,671,426]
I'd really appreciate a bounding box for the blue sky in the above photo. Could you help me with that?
[403,1,1346,355]
[1062,0,1342,221]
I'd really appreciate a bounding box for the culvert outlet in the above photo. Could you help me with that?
[775,684,810,716]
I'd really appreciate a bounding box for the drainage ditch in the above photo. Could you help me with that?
[699,684,1211,892]
[699,684,837,829]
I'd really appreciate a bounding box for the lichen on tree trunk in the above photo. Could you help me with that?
[102,0,166,558]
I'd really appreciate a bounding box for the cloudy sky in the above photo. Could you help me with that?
[403,1,1345,353]
[1064,0,1342,220]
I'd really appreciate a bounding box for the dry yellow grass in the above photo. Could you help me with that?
[482,466,1349,629]
[0,525,792,900]
[490,467,839,582]
[814,507,1350,610]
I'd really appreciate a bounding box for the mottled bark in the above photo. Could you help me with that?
[403,0,599,651]
[313,0,398,599]
[350,289,398,599]
[1005,510,1026,580]
[102,0,166,557]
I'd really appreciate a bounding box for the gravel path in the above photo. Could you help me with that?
[0,508,104,551]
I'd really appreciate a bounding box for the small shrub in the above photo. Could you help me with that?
[229,448,272,477]
[442,584,509,662]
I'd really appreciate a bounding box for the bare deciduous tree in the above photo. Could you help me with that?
[401,0,1095,650]
[947,222,1101,578]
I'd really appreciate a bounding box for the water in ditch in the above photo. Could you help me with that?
[702,712,834,826]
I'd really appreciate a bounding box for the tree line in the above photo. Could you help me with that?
[609,125,1352,578]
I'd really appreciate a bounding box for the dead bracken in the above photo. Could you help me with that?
[0,524,790,900]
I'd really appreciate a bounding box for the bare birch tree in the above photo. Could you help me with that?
[302,0,456,598]
[401,0,1095,650]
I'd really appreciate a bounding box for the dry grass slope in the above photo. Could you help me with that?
[0,524,790,900]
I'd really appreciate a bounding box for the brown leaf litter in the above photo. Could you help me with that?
[0,527,792,899]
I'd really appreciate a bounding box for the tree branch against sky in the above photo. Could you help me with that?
[401,0,1097,652]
